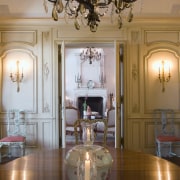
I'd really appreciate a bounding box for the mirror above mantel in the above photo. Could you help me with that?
[75,47,106,89]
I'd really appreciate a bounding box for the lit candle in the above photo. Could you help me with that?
[85,152,90,180]
[87,128,90,141]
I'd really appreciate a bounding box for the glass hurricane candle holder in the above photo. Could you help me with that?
[82,123,95,145]
[65,145,113,180]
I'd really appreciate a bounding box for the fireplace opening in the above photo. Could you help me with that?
[78,97,103,118]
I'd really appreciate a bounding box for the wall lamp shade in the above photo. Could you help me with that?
[10,60,24,92]
[158,60,171,92]
[45,0,137,32]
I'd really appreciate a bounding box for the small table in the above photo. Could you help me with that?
[74,118,108,146]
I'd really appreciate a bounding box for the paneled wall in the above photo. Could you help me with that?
[0,27,57,154]
[0,19,179,155]
[126,28,180,155]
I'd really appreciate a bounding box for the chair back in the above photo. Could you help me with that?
[8,109,26,137]
[65,106,80,126]
[153,109,175,137]
[107,107,115,127]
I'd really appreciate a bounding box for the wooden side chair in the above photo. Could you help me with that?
[154,109,180,157]
[0,109,26,162]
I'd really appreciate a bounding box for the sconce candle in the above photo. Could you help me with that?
[158,60,171,92]
[75,73,82,88]
[10,60,24,92]
[99,72,106,88]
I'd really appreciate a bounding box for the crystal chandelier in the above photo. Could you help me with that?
[45,0,137,32]
[80,47,101,64]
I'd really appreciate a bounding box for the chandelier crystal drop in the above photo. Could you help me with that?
[46,0,137,32]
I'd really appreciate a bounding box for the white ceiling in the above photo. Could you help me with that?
[0,0,180,19]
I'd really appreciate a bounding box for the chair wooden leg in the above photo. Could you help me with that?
[157,142,161,157]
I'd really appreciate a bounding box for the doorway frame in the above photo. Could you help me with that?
[55,40,123,148]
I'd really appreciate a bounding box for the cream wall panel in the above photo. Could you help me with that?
[126,27,180,155]
[127,120,142,151]
[144,122,155,149]
[144,31,180,45]
[0,31,37,46]
[144,48,180,112]
[0,28,57,152]
[56,26,128,41]
[26,122,38,147]
[0,48,37,112]
[42,121,53,149]
[0,123,8,137]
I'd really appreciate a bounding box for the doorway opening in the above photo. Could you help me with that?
[58,42,124,148]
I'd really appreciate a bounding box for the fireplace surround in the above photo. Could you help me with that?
[78,97,103,118]
[74,88,107,118]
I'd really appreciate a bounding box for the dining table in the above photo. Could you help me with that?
[0,146,179,180]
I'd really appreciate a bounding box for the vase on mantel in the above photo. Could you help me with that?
[65,123,113,180]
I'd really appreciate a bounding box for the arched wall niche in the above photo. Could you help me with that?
[144,48,180,112]
[0,48,37,112]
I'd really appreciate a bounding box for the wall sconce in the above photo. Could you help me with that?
[158,60,171,92]
[10,60,24,92]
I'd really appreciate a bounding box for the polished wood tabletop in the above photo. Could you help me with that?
[0,147,179,180]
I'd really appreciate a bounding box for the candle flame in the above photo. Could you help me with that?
[86,152,90,160]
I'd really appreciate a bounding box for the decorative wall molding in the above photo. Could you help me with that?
[0,48,37,113]
[43,102,50,113]
[131,31,140,44]
[43,62,50,80]
[42,31,52,114]
[144,30,180,46]
[144,48,180,112]
[0,30,37,46]
[132,64,138,80]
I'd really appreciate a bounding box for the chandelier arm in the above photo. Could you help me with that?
[48,0,137,32]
